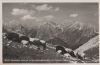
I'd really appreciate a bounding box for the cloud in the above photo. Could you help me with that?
[35,4,52,11]
[21,15,43,21]
[32,4,60,12]
[35,15,54,22]
[8,20,21,26]
[55,7,60,11]
[11,8,35,16]
[44,15,54,20]
[69,13,78,17]
[21,13,54,22]
[21,15,36,20]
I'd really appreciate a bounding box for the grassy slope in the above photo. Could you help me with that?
[3,39,99,63]
[3,40,65,63]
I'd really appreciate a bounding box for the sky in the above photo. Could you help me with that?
[2,3,99,29]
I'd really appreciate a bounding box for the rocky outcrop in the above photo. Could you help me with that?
[74,35,99,54]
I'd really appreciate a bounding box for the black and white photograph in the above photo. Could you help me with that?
[2,2,99,63]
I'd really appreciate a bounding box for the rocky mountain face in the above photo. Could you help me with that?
[36,22,63,40]
[36,21,98,50]
[3,21,98,50]
[74,35,99,54]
